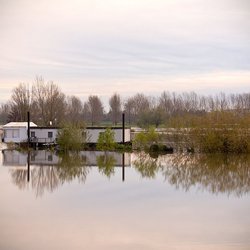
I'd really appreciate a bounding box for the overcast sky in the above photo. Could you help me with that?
[0,0,250,105]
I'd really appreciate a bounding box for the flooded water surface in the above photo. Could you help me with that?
[0,149,250,250]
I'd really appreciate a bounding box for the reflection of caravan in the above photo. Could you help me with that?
[80,151,131,166]
[2,150,131,167]
[2,150,28,166]
[2,150,59,167]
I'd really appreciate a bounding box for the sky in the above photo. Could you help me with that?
[0,0,250,106]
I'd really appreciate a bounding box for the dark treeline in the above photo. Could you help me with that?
[0,76,250,127]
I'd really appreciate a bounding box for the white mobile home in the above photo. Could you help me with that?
[3,122,131,145]
[3,122,37,143]
[29,127,131,144]
[86,127,131,143]
[30,127,58,144]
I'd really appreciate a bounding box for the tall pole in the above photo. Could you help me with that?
[122,153,125,182]
[27,111,30,148]
[27,151,30,182]
[122,112,125,144]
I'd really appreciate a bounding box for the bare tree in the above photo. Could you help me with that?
[208,95,215,111]
[124,93,152,126]
[124,97,135,125]
[198,95,209,112]
[109,93,122,125]
[66,95,83,125]
[9,83,31,121]
[216,92,228,111]
[86,95,104,125]
[159,91,174,116]
[83,102,90,122]
[0,102,11,124]
[32,76,66,126]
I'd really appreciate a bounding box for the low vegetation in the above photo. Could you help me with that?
[96,128,117,151]
[57,123,85,151]
[133,127,160,151]
[168,111,250,153]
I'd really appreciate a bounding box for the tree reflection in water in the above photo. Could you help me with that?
[57,152,90,183]
[8,150,250,197]
[133,152,161,179]
[96,152,116,178]
[162,153,250,196]
[31,166,60,197]
[10,152,90,197]
[10,169,29,190]
[132,152,250,196]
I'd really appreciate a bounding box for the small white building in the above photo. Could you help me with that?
[30,127,58,144]
[3,122,37,143]
[3,122,131,144]
[86,127,131,143]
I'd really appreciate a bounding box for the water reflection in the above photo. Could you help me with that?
[133,152,250,196]
[96,152,116,178]
[2,150,250,197]
[57,152,90,183]
[162,153,250,196]
[3,150,130,197]
[133,152,161,179]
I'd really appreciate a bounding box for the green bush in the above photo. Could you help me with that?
[57,123,84,151]
[191,127,250,153]
[133,127,160,151]
[96,128,117,151]
[167,111,250,153]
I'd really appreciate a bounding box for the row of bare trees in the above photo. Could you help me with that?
[0,77,250,126]
[0,77,124,126]
[124,91,250,127]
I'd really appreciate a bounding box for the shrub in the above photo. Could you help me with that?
[96,128,117,151]
[57,123,84,151]
[133,127,160,151]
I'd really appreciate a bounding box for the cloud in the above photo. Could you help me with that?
[0,0,249,105]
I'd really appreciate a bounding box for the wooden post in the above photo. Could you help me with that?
[122,112,125,144]
[122,153,125,182]
[27,111,30,148]
[27,151,30,182]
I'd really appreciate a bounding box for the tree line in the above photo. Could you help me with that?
[0,76,250,127]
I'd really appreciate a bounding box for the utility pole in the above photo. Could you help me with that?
[122,112,125,144]
[27,111,30,148]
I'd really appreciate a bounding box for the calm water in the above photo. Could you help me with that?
[0,149,250,250]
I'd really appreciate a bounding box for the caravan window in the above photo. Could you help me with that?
[31,131,35,137]
[48,132,53,138]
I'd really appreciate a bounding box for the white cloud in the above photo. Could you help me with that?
[0,0,249,105]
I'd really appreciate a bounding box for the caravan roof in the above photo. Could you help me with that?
[3,122,37,128]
